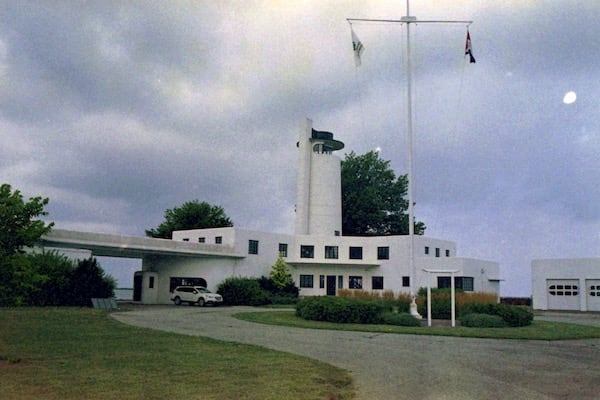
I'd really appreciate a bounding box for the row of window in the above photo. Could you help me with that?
[299,275,412,290]
[183,238,451,259]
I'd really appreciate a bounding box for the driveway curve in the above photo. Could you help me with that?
[112,306,600,400]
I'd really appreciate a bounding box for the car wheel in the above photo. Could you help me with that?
[173,296,181,306]
[197,298,205,307]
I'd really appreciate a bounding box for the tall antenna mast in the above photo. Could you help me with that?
[348,1,472,318]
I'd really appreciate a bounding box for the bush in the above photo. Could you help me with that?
[460,313,507,328]
[338,289,411,314]
[416,288,498,319]
[381,312,421,327]
[460,302,534,327]
[296,296,383,324]
[217,277,270,306]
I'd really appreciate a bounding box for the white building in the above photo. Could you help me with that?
[138,119,501,304]
[532,258,600,311]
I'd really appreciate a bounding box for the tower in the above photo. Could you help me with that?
[295,118,345,236]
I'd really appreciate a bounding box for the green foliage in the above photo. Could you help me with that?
[65,258,116,306]
[217,277,270,306]
[460,313,507,328]
[0,252,115,307]
[0,183,54,258]
[269,256,294,290]
[380,312,421,327]
[146,200,233,239]
[460,302,534,327]
[341,151,425,236]
[296,296,384,324]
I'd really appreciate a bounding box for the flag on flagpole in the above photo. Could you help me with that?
[351,27,364,67]
[465,30,476,63]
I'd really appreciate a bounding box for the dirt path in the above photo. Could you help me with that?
[112,306,600,400]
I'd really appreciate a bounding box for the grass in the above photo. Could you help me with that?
[235,310,600,341]
[0,308,355,400]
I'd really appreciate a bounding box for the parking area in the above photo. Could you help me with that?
[112,306,600,400]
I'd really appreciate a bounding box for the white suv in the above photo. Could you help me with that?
[171,286,223,307]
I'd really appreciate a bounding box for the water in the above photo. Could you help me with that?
[114,288,133,301]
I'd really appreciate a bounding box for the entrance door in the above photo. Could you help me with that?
[326,275,337,296]
[133,271,143,301]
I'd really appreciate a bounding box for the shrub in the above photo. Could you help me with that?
[460,313,507,328]
[338,290,411,314]
[217,277,270,306]
[381,312,421,327]
[296,296,383,324]
[416,288,498,320]
[460,302,534,327]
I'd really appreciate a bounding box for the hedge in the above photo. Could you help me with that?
[460,302,534,327]
[459,313,507,328]
[296,296,384,324]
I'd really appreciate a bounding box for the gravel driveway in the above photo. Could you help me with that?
[112,306,600,400]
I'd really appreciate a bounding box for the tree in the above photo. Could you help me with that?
[146,200,233,239]
[65,257,116,306]
[341,151,425,236]
[0,183,54,257]
[269,255,294,290]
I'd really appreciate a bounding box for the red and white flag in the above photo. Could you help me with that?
[465,30,476,63]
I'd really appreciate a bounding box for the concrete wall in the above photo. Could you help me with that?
[532,258,600,311]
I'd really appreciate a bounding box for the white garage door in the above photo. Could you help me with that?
[547,279,580,310]
[586,280,600,312]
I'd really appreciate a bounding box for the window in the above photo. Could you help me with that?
[335,230,340,236]
[248,240,259,255]
[169,277,207,292]
[445,249,450,257]
[437,276,474,292]
[182,238,189,242]
[215,236,222,244]
[349,246,363,260]
[372,276,384,290]
[319,275,325,289]
[338,275,344,289]
[590,285,600,297]
[300,245,314,258]
[299,274,314,288]
[402,276,410,287]
[198,237,205,243]
[349,276,363,289]
[279,243,288,257]
[425,246,430,255]
[377,246,389,260]
[148,276,155,289]
[325,245,339,259]
[548,284,579,296]
[435,248,440,257]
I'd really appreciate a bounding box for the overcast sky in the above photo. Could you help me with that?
[1,1,598,295]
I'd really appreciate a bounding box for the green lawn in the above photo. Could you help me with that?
[0,308,354,400]
[235,310,600,340]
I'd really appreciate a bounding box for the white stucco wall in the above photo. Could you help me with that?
[532,258,600,311]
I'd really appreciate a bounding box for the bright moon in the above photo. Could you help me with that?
[563,91,577,104]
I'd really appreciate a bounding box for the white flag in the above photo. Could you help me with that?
[351,28,364,67]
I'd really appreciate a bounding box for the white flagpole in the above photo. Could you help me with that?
[348,1,472,320]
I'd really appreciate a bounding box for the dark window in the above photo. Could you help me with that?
[349,246,363,260]
[372,276,384,290]
[279,243,288,257]
[198,237,205,243]
[425,246,430,255]
[325,246,339,259]
[215,236,222,244]
[349,276,363,289]
[182,238,189,242]
[300,245,314,258]
[338,275,344,289]
[248,240,259,255]
[148,276,155,289]
[377,246,389,260]
[169,277,207,292]
[437,276,474,292]
[319,275,325,289]
[402,276,410,287]
[335,230,340,236]
[299,274,314,288]
[435,248,440,257]
[445,249,450,257]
